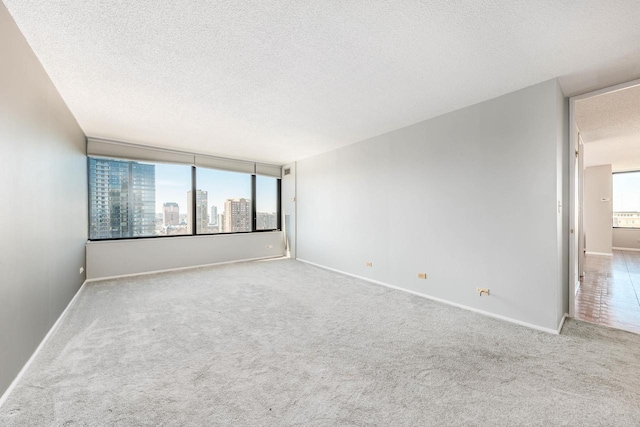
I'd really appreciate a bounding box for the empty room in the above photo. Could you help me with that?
[1,1,640,425]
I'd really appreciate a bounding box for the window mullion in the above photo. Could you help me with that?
[251,174,257,232]
[191,166,197,236]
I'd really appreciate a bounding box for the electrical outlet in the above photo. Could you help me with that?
[417,273,427,279]
[79,267,84,275]
[365,262,373,267]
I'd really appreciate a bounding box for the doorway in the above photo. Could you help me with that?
[570,79,640,334]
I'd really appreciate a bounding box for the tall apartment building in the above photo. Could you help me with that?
[163,202,180,226]
[187,190,209,233]
[224,198,251,232]
[88,158,155,239]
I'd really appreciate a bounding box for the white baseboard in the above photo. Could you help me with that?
[585,251,613,257]
[557,313,569,334]
[297,258,562,335]
[86,255,285,282]
[612,247,640,252]
[0,280,88,410]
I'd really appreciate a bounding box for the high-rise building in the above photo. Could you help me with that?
[210,205,218,225]
[224,198,252,232]
[187,190,209,233]
[89,158,155,239]
[257,212,277,230]
[163,202,180,226]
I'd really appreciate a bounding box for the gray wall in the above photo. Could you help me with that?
[86,232,286,280]
[613,228,640,250]
[584,165,613,255]
[0,3,87,397]
[297,79,569,332]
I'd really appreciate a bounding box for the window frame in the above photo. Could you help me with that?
[254,174,282,232]
[193,166,254,235]
[87,156,282,241]
[612,170,640,230]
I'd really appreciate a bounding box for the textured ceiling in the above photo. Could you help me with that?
[577,84,640,171]
[4,1,640,164]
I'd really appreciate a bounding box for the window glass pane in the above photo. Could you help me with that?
[195,168,252,234]
[256,176,278,230]
[613,172,640,228]
[89,157,191,239]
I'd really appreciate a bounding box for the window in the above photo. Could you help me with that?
[613,171,640,228]
[89,158,192,239]
[195,168,252,234]
[256,175,279,230]
[87,139,282,240]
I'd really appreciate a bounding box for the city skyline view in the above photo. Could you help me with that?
[89,158,279,239]
[155,163,277,216]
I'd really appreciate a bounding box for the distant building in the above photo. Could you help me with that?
[163,202,180,226]
[89,158,155,239]
[613,212,640,228]
[218,213,225,233]
[210,205,218,225]
[187,190,209,233]
[257,212,277,230]
[224,198,251,232]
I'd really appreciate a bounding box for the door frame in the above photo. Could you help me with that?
[569,78,640,317]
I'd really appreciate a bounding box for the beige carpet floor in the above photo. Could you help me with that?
[1,258,639,426]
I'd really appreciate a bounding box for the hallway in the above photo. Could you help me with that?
[576,251,640,334]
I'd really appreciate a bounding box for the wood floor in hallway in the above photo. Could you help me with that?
[576,250,640,334]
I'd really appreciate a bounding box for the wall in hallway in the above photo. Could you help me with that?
[584,165,612,255]
[613,228,640,250]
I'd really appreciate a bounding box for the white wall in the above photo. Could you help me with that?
[297,79,569,332]
[86,232,286,280]
[0,3,87,396]
[613,228,640,250]
[584,165,612,255]
[557,87,570,327]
